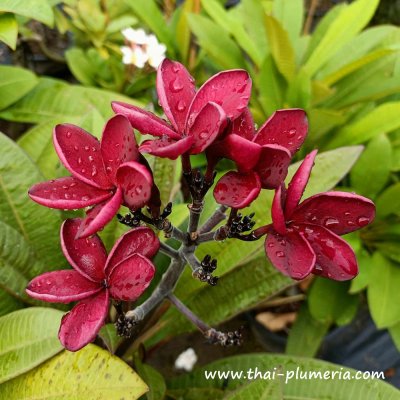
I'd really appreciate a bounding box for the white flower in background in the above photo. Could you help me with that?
[146,34,167,68]
[121,28,166,69]
[121,45,148,68]
[174,348,198,372]
[122,28,148,45]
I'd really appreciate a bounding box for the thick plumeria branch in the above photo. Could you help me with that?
[26,58,376,353]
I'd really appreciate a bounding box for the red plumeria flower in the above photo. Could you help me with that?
[29,115,155,238]
[111,58,252,159]
[26,219,159,351]
[264,150,376,281]
[213,108,309,209]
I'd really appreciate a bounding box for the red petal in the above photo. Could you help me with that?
[186,70,252,127]
[208,134,261,171]
[58,290,109,352]
[101,115,139,184]
[254,109,308,155]
[230,108,255,140]
[115,162,153,209]
[265,230,316,280]
[157,59,196,133]
[285,150,318,218]
[53,124,112,189]
[76,189,123,239]
[271,185,287,235]
[111,101,180,139]
[105,227,160,276]
[61,219,107,282]
[296,224,358,280]
[108,254,155,301]
[189,102,227,154]
[28,177,113,210]
[139,136,193,159]
[291,192,376,235]
[26,270,102,303]
[214,171,261,209]
[254,145,292,189]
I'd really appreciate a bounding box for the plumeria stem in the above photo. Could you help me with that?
[167,294,210,333]
[198,205,228,234]
[188,200,204,239]
[159,242,179,259]
[196,231,216,243]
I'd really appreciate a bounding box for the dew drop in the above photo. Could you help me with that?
[287,128,296,138]
[176,100,186,112]
[199,131,209,140]
[135,185,143,195]
[347,220,356,227]
[356,216,369,227]
[77,157,82,165]
[82,196,90,201]
[275,251,285,258]
[267,242,274,248]
[84,145,90,151]
[324,217,340,229]
[88,156,94,162]
[169,79,184,93]
[66,131,72,138]
[81,168,86,173]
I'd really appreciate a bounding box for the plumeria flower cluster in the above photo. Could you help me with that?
[121,28,166,69]
[26,58,376,352]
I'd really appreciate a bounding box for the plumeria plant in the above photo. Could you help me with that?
[26,59,375,352]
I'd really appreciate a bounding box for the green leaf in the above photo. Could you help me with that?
[0,288,23,317]
[174,0,194,63]
[0,308,63,384]
[285,68,312,109]
[350,134,392,198]
[308,278,358,326]
[264,15,296,82]
[223,377,282,400]
[350,249,373,293]
[389,321,400,352]
[134,362,166,400]
[272,0,304,46]
[368,252,400,328]
[376,182,400,218]
[98,324,124,354]
[303,0,380,76]
[327,102,400,148]
[65,48,97,86]
[0,13,17,50]
[0,76,142,123]
[0,0,54,26]
[168,354,399,399]
[0,133,65,299]
[187,13,245,69]
[258,55,285,116]
[125,0,175,56]
[0,66,38,110]
[286,303,330,358]
[0,344,148,399]
[201,0,262,66]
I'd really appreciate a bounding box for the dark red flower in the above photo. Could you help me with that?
[264,150,376,281]
[111,58,252,159]
[29,115,155,238]
[26,219,159,351]
[212,108,309,208]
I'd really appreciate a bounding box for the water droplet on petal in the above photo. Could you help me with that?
[324,217,340,229]
[356,216,369,227]
[66,131,72,138]
[176,100,186,112]
[275,251,285,258]
[84,145,90,151]
[169,78,184,93]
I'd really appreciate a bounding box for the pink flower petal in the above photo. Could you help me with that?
[115,162,153,209]
[265,229,316,280]
[53,124,112,189]
[111,101,180,139]
[186,70,252,128]
[76,188,123,239]
[214,171,261,209]
[58,290,109,352]
[207,134,261,171]
[108,254,155,301]
[291,192,376,235]
[28,177,113,210]
[285,150,318,218]
[101,114,139,184]
[26,270,102,303]
[254,109,308,155]
[296,224,358,280]
[105,227,160,276]
[139,136,194,159]
[230,108,255,140]
[271,185,287,235]
[189,102,227,154]
[61,219,107,282]
[157,59,196,133]
[254,145,292,189]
